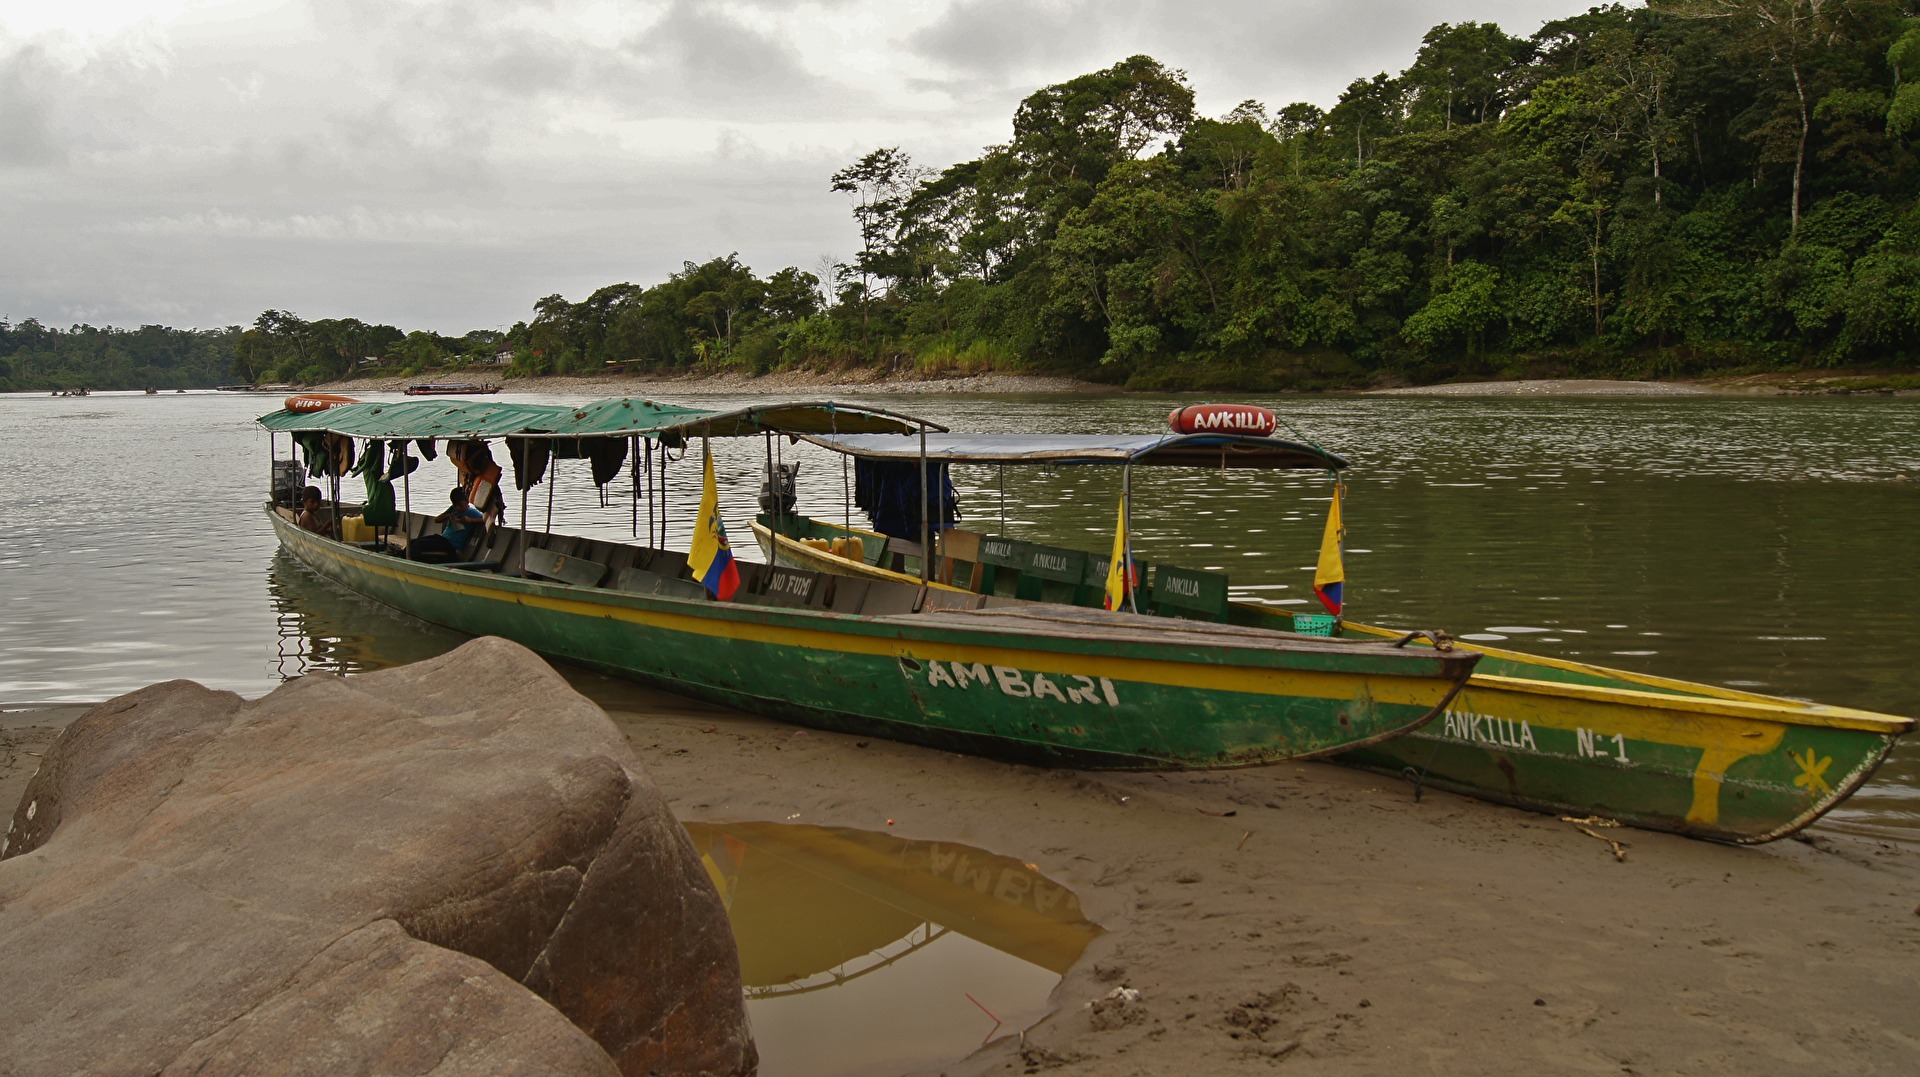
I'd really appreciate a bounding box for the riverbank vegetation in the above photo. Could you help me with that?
[8,2,1920,394]
[0,321,239,393]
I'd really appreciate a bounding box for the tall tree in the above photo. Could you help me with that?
[1656,0,1885,233]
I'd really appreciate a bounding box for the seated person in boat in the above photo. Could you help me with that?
[297,486,334,536]
[408,487,486,561]
[449,440,506,524]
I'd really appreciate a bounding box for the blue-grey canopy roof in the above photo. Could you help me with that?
[802,432,1347,470]
[258,398,941,439]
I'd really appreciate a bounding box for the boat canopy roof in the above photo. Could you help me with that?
[802,432,1348,470]
[256,398,941,440]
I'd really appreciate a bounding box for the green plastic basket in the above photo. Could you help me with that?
[1291,613,1337,637]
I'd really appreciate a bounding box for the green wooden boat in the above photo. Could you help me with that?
[761,428,1914,844]
[256,398,1479,770]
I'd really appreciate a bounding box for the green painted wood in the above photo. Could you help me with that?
[524,547,609,588]
[614,566,707,600]
[1151,565,1231,623]
[1083,552,1148,609]
[1239,603,1906,843]
[269,508,1478,772]
[1337,712,1898,845]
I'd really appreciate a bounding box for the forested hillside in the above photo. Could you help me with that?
[491,2,1920,387]
[0,321,240,393]
[11,2,1920,392]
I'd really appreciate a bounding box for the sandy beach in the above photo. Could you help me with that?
[9,683,1917,1075]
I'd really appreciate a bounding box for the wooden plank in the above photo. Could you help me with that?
[524,546,609,588]
[976,535,1022,568]
[1018,543,1087,584]
[613,566,707,600]
[1149,565,1231,623]
[646,550,690,580]
[821,577,871,613]
[758,567,825,608]
[1084,552,1148,588]
[919,588,987,612]
[941,529,983,563]
[861,582,923,616]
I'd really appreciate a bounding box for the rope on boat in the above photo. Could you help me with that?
[1389,629,1456,652]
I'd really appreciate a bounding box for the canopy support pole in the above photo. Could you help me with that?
[764,431,777,568]
[545,446,556,539]
[919,424,930,584]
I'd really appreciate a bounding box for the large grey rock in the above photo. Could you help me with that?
[0,637,755,1077]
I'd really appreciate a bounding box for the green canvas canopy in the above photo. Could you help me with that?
[257,398,941,440]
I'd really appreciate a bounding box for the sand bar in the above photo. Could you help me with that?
[8,687,1916,1075]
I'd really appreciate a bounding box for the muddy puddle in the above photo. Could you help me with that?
[683,821,1102,1077]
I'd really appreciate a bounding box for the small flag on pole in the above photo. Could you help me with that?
[1313,482,1344,616]
[688,442,740,601]
[1103,493,1134,611]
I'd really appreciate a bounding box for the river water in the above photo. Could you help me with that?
[3,389,1916,835]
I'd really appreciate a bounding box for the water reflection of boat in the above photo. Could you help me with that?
[265,551,464,679]
[255,398,1478,769]
[756,424,1914,845]
[684,821,1099,995]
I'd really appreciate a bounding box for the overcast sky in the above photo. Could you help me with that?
[2,0,1604,334]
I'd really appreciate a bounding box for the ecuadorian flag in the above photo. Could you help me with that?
[689,443,740,601]
[1313,483,1344,616]
[1102,493,1134,611]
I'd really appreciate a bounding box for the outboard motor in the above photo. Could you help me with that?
[271,459,306,507]
[758,461,799,516]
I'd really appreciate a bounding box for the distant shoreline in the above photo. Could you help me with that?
[301,369,1920,398]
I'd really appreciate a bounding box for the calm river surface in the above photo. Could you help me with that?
[2,388,1916,835]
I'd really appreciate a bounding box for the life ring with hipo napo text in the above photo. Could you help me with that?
[284,393,360,413]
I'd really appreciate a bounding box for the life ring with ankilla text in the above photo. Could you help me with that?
[1166,403,1277,436]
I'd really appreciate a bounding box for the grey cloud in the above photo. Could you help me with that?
[907,0,1102,77]
[612,1,847,116]
[906,0,1587,115]
[1,0,1598,334]
[0,44,65,167]
[313,0,867,125]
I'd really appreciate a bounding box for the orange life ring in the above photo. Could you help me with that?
[284,393,360,413]
[1167,403,1277,436]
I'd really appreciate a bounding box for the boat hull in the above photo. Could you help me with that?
[269,511,1476,770]
[1329,643,1907,844]
[755,519,1911,841]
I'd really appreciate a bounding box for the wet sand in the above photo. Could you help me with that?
[8,692,1918,1074]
